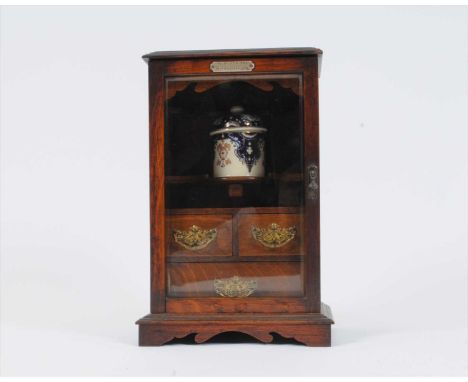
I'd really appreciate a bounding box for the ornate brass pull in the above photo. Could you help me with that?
[173,225,217,250]
[214,276,257,297]
[252,223,296,248]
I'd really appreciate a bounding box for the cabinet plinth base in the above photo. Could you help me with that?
[136,302,333,347]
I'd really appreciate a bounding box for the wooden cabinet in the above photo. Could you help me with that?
[136,48,334,346]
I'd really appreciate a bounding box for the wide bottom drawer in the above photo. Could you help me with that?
[167,262,303,298]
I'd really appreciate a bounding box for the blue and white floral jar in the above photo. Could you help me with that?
[210,106,267,179]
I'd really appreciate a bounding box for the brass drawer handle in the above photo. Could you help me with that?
[214,276,257,297]
[173,225,217,250]
[251,223,296,248]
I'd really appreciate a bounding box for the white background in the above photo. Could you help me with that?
[1,5,467,376]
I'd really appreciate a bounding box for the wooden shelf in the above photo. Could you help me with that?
[166,174,210,184]
[167,206,300,215]
[167,255,303,263]
[166,173,303,184]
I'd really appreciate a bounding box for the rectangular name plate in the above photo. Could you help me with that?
[210,61,255,73]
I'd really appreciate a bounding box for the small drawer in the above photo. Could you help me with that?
[238,213,302,257]
[167,262,303,298]
[166,214,232,257]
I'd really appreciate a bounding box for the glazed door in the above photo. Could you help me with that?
[149,57,320,313]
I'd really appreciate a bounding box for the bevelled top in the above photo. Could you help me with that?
[142,47,322,62]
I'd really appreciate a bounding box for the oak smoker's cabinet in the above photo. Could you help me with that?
[136,48,334,346]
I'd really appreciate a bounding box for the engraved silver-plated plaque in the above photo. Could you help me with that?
[210,61,255,73]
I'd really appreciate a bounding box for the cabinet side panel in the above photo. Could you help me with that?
[303,56,321,311]
[149,60,166,313]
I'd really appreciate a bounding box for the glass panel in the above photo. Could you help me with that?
[165,74,304,299]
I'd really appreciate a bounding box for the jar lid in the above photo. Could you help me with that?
[214,105,262,128]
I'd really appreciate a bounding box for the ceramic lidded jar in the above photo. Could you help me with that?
[210,106,267,179]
